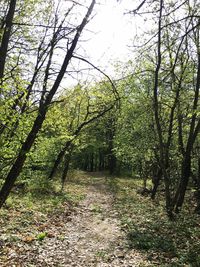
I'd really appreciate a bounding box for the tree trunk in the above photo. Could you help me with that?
[152,0,173,218]
[151,169,162,200]
[99,150,104,171]
[90,153,94,172]
[48,141,71,180]
[0,110,45,207]
[61,147,74,190]
[84,155,89,171]
[0,0,16,83]
[107,119,116,175]
[175,155,191,213]
[195,157,200,213]
[108,153,116,175]
[94,152,98,171]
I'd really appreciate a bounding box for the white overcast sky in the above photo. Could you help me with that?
[84,0,136,64]
[77,0,142,74]
[58,0,147,86]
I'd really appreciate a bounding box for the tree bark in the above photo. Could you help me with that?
[175,155,191,213]
[61,145,74,190]
[90,153,94,172]
[0,0,16,84]
[151,168,162,200]
[48,141,71,180]
[195,157,200,213]
[107,116,116,175]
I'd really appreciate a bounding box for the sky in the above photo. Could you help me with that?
[76,0,140,77]
[84,1,136,64]
[56,0,146,86]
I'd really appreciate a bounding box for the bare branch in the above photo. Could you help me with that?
[126,0,147,15]
[72,55,119,99]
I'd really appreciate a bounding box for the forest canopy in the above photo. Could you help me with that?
[0,0,200,219]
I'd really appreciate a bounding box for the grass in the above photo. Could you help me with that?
[5,172,86,209]
[106,177,200,266]
[90,204,103,213]
[0,171,87,249]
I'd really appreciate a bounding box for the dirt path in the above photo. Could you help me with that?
[2,177,149,266]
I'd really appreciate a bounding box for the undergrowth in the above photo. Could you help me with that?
[0,171,87,247]
[107,177,200,267]
[1,171,200,266]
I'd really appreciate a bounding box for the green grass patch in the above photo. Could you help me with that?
[90,204,103,214]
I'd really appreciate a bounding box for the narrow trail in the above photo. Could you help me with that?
[3,177,149,266]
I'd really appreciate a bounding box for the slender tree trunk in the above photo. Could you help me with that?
[61,146,74,190]
[107,118,116,175]
[195,157,200,213]
[0,0,16,131]
[0,0,16,84]
[90,153,94,172]
[153,0,173,218]
[99,150,104,171]
[84,155,89,171]
[151,169,162,200]
[108,153,116,175]
[48,141,71,179]
[48,148,66,179]
[94,152,98,171]
[175,155,191,213]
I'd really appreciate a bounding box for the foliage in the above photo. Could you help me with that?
[36,232,47,241]
[0,1,200,265]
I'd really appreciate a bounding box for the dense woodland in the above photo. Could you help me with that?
[0,0,200,265]
[1,0,200,215]
[0,0,200,266]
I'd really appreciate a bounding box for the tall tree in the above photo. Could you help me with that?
[0,0,96,208]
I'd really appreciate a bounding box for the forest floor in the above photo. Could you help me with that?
[0,171,200,266]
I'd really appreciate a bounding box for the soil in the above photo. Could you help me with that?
[0,177,150,266]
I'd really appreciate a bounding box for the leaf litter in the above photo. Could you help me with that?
[0,175,150,267]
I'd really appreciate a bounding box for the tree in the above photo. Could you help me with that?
[0,0,16,85]
[127,0,200,216]
[48,81,118,183]
[0,0,96,208]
